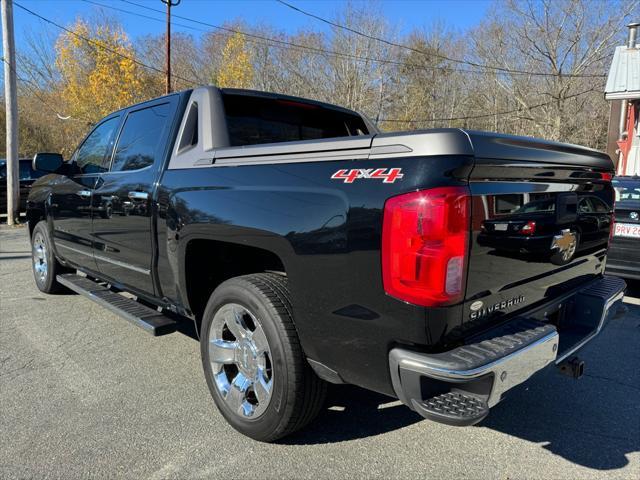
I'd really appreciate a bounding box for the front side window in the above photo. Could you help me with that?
[111,103,172,172]
[75,116,120,174]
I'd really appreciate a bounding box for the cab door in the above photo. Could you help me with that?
[50,115,120,269]
[91,98,178,295]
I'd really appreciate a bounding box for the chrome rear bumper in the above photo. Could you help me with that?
[389,275,626,425]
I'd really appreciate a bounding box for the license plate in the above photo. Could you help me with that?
[494,223,508,231]
[614,222,640,238]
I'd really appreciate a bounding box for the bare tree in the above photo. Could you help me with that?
[469,0,639,147]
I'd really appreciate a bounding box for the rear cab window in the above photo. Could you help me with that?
[221,92,370,147]
[613,178,640,209]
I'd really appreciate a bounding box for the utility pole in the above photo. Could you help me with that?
[161,0,181,94]
[1,0,19,226]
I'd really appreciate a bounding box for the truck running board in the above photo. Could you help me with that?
[57,274,177,336]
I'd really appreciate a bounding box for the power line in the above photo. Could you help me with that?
[276,0,607,79]
[119,0,553,78]
[11,1,605,126]
[378,86,603,124]
[1,55,87,122]
[116,0,485,75]
[82,0,208,34]
[13,1,199,86]
[81,0,605,80]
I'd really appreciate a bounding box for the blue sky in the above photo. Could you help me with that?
[10,0,492,47]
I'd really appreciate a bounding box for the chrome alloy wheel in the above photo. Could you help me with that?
[32,231,48,283]
[208,303,273,418]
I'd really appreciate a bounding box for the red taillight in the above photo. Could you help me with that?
[519,220,536,235]
[382,187,470,307]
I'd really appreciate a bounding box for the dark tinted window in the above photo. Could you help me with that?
[613,179,640,208]
[578,197,594,213]
[1,161,46,180]
[514,199,555,213]
[495,194,522,214]
[111,103,172,172]
[75,117,119,174]
[19,161,45,180]
[589,196,609,212]
[222,93,369,147]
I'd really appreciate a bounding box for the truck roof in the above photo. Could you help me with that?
[108,85,612,172]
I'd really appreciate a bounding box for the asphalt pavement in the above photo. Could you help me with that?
[1,225,639,479]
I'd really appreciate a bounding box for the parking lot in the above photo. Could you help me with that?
[1,225,638,479]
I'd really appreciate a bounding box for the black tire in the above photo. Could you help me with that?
[31,221,73,294]
[200,273,327,442]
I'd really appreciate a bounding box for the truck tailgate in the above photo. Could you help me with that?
[462,132,615,332]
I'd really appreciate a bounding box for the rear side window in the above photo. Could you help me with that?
[111,103,172,172]
[75,116,120,174]
[494,194,522,214]
[222,93,369,146]
[578,197,594,213]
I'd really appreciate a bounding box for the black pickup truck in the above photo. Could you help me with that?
[27,87,625,441]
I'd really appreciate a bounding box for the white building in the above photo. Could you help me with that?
[606,23,640,176]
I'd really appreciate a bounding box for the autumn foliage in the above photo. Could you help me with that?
[1,1,636,159]
[55,20,145,121]
[216,32,254,89]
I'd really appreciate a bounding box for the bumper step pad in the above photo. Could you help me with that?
[412,392,489,427]
[57,274,176,336]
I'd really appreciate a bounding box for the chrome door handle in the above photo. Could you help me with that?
[76,190,91,198]
[128,191,149,201]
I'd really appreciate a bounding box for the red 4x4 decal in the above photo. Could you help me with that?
[331,168,404,184]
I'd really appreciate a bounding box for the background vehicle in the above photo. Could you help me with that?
[478,195,612,265]
[0,158,46,214]
[26,87,625,441]
[607,176,640,280]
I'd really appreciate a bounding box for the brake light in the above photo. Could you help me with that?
[519,220,536,235]
[382,187,470,307]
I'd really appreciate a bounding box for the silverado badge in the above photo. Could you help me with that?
[470,295,526,320]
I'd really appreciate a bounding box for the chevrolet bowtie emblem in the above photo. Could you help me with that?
[552,229,576,251]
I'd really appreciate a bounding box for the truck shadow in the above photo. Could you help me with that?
[281,374,639,471]
[279,384,423,445]
[480,368,640,470]
[280,311,640,471]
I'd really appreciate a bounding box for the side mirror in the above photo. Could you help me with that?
[33,152,64,173]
